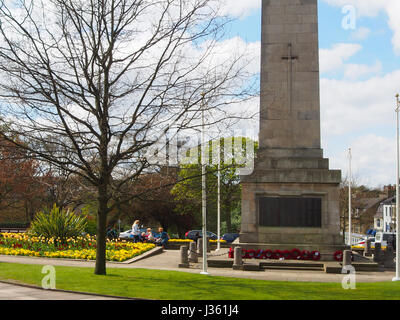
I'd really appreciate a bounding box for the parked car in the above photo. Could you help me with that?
[222,233,239,243]
[118,229,133,240]
[185,230,218,241]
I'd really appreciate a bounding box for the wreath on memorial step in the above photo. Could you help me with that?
[273,250,284,260]
[333,250,343,262]
[301,250,312,260]
[291,248,302,260]
[311,250,321,261]
[255,249,264,259]
[248,249,257,259]
[263,249,274,259]
[282,250,292,260]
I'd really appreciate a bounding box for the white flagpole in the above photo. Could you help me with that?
[217,159,221,251]
[348,148,352,247]
[201,93,209,275]
[393,94,400,281]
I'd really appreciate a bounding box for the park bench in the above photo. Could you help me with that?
[0,228,27,233]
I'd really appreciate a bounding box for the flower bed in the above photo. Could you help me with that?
[0,233,155,262]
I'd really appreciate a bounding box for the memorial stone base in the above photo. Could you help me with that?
[239,148,348,261]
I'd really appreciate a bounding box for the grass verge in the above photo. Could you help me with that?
[0,262,399,300]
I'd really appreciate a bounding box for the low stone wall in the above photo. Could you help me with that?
[167,241,230,250]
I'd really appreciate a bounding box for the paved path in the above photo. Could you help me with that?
[0,250,396,283]
[0,281,122,300]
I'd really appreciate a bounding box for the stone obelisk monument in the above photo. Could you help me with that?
[240,0,346,258]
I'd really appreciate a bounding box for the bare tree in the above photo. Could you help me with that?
[0,0,256,274]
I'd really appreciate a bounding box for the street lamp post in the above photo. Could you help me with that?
[393,93,400,282]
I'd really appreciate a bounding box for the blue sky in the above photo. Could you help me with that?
[222,0,400,188]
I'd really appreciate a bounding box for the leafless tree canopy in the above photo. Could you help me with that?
[0,0,257,274]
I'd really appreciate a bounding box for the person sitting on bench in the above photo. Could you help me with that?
[155,227,169,249]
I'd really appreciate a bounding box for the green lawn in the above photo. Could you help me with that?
[0,262,399,300]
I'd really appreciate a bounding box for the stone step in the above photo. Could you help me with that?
[261,265,324,271]
[243,263,262,271]
[207,260,233,268]
[325,262,379,274]
[242,168,341,184]
[352,262,379,272]
[255,157,330,170]
[257,148,324,159]
[325,265,343,274]
[259,261,325,268]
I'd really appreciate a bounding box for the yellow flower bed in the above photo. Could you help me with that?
[210,239,227,243]
[0,232,155,262]
[0,247,41,257]
[106,243,155,262]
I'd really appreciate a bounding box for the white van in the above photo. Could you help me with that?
[374,232,396,248]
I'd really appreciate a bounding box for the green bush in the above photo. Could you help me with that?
[29,204,87,243]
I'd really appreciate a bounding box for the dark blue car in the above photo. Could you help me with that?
[222,233,239,243]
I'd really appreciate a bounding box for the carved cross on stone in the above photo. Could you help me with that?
[282,43,298,113]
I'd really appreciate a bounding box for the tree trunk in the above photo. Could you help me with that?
[95,187,108,275]
[24,200,29,222]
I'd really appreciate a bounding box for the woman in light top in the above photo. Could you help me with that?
[132,220,141,243]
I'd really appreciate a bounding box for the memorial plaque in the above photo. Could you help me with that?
[259,197,322,228]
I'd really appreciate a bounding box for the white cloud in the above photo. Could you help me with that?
[320,43,362,74]
[386,1,400,54]
[320,43,382,80]
[321,67,399,187]
[320,69,400,136]
[219,0,261,19]
[343,60,382,81]
[350,27,371,40]
[328,134,396,187]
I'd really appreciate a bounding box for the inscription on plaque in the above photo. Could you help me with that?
[259,197,322,228]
